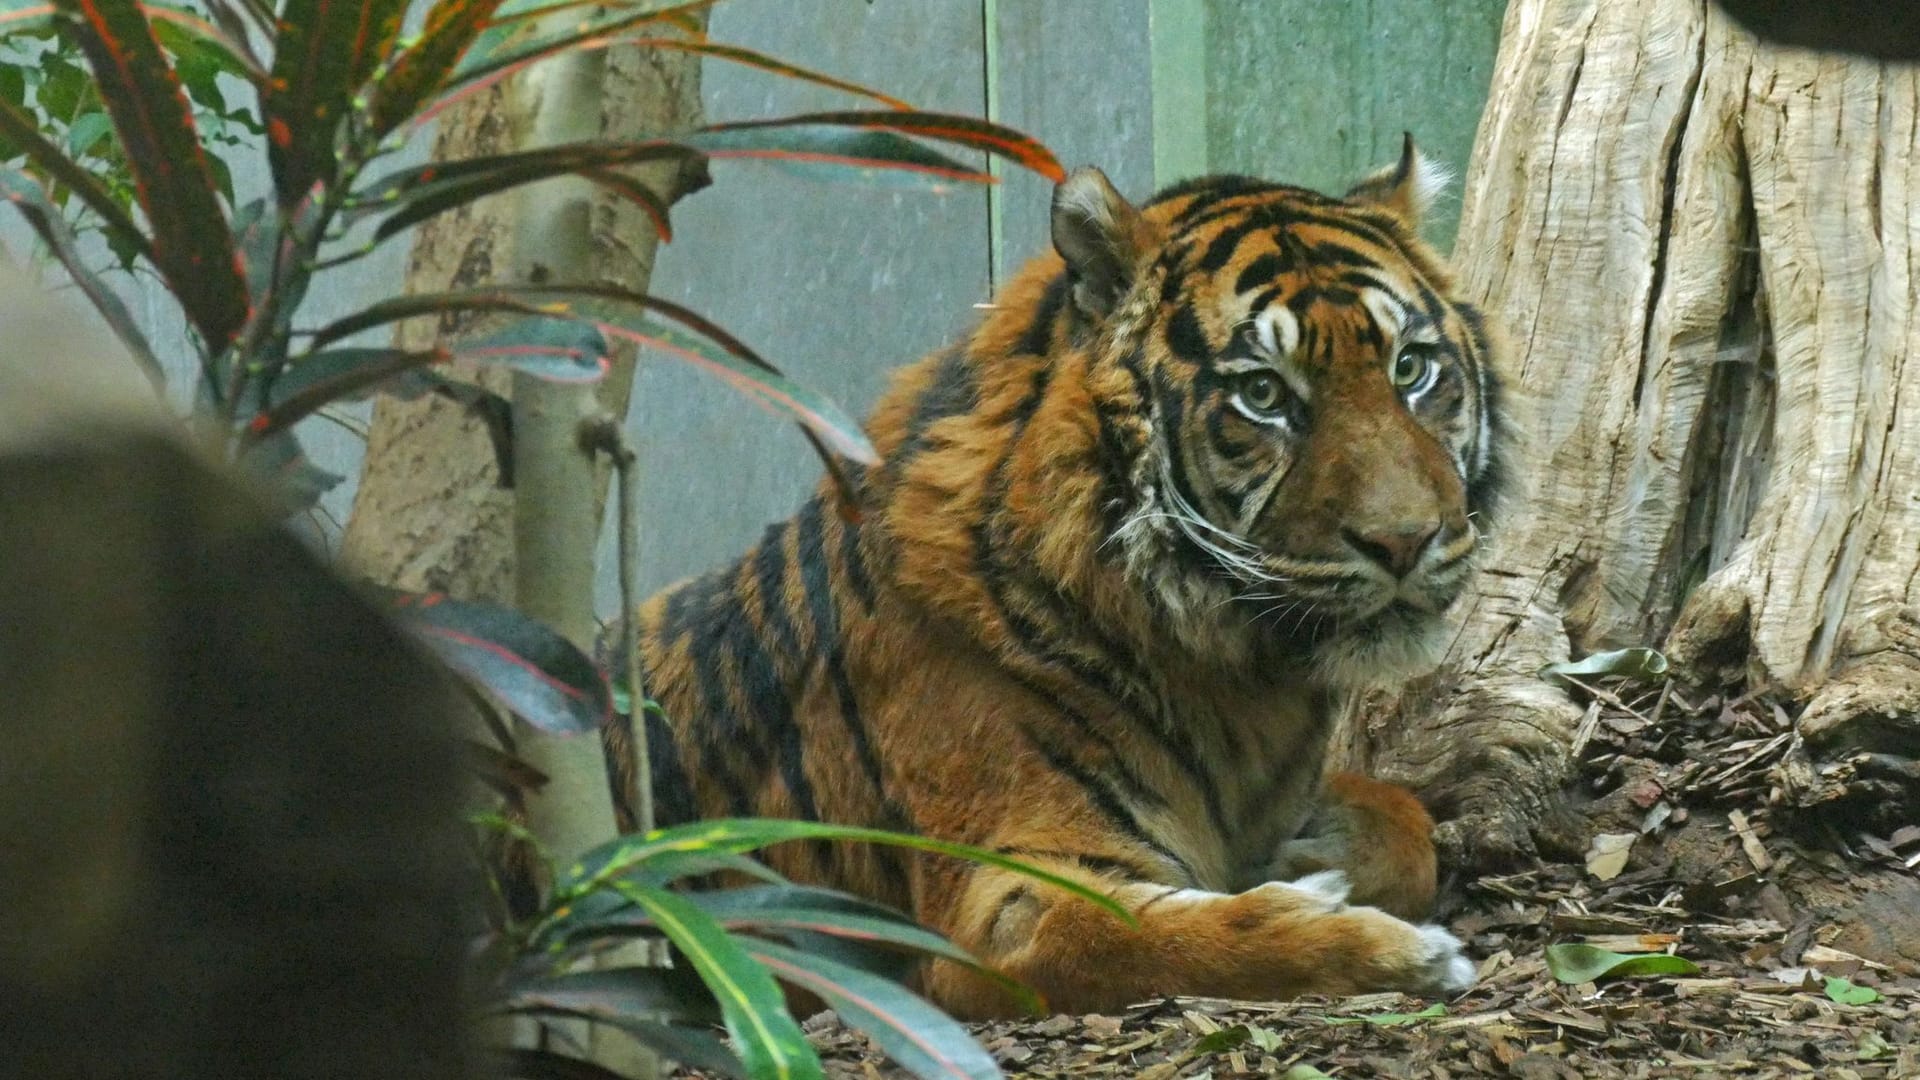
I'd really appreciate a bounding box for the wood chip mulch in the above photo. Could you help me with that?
[681,677,1920,1078]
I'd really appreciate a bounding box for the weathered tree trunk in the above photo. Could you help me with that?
[339,40,706,597]
[1344,0,1920,879]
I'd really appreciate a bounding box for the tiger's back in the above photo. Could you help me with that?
[623,136,1506,1017]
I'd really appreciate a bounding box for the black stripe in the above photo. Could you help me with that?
[643,702,702,827]
[895,347,977,466]
[724,602,819,822]
[1197,219,1263,272]
[1164,302,1212,365]
[995,847,1161,881]
[796,498,888,795]
[1305,239,1384,270]
[1019,723,1194,884]
[752,520,804,665]
[1016,273,1069,355]
[836,513,877,612]
[1233,252,1289,295]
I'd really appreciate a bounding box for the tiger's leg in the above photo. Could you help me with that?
[1267,771,1441,922]
[920,846,1474,1018]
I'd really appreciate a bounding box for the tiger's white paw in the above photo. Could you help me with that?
[1413,923,1477,994]
[1251,869,1352,913]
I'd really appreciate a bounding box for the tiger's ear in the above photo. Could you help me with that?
[1051,166,1151,319]
[1345,132,1452,228]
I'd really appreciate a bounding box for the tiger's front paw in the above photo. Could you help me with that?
[1411,923,1478,995]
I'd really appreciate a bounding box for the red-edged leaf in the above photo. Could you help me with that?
[240,429,346,514]
[426,33,908,131]
[364,0,506,137]
[0,166,160,380]
[54,0,250,349]
[305,283,877,469]
[746,938,1003,1080]
[389,592,613,736]
[357,143,695,244]
[455,0,717,85]
[701,110,1063,182]
[459,316,611,381]
[245,346,448,439]
[501,965,720,1026]
[0,3,263,78]
[263,0,406,205]
[683,126,990,187]
[593,312,875,464]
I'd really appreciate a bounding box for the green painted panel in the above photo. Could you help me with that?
[1201,0,1507,250]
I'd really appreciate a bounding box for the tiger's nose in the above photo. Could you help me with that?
[1341,523,1439,579]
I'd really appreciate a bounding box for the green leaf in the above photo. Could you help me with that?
[0,165,159,379]
[0,95,151,262]
[54,0,250,349]
[500,964,722,1027]
[62,109,110,155]
[1543,943,1701,985]
[1325,1002,1446,1026]
[1282,1067,1334,1080]
[1538,647,1670,684]
[614,884,824,1080]
[1192,1025,1249,1053]
[1824,976,1881,1005]
[556,818,1137,930]
[263,0,406,205]
[746,938,1000,1080]
[387,592,614,736]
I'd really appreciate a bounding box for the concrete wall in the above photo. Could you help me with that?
[48,0,1505,611]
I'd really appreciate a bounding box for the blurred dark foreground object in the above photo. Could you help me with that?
[0,266,475,1079]
[1713,0,1920,60]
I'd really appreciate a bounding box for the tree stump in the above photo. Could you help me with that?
[1347,0,1920,892]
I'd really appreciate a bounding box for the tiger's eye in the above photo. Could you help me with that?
[1240,372,1283,412]
[1391,348,1435,390]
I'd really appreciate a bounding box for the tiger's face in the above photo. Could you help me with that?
[1051,139,1505,680]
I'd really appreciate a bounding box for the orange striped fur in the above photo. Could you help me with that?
[612,137,1508,1018]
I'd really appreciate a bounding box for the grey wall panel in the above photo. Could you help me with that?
[991,0,1155,282]
[598,1,992,611]
[1204,0,1507,250]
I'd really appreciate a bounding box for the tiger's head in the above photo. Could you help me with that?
[1055,138,1508,683]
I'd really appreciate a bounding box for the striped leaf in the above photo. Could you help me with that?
[263,0,406,205]
[53,0,250,350]
[610,883,824,1080]
[556,818,1137,929]
[747,938,1002,1080]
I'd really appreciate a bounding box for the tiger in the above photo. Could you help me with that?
[615,134,1507,1019]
